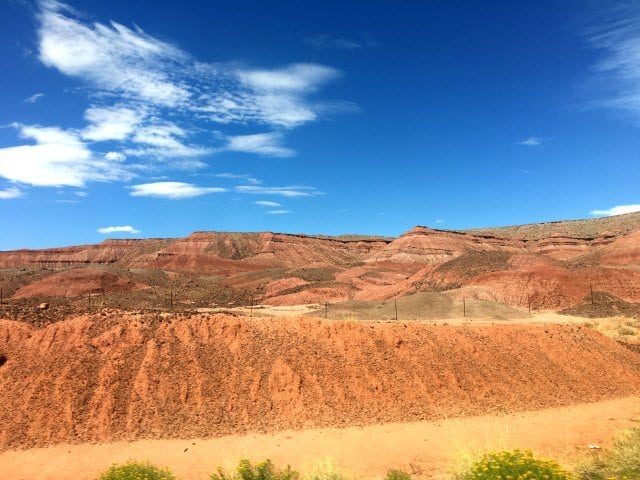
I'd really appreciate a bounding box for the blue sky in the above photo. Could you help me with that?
[1,0,640,249]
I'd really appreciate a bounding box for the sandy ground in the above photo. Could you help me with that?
[200,306,639,332]
[2,396,639,480]
[196,304,322,317]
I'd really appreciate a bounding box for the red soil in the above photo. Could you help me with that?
[1,313,639,450]
[263,286,352,305]
[264,277,309,297]
[12,268,148,299]
[1,212,639,310]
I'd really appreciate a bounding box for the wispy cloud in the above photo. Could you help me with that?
[517,137,543,146]
[1,1,349,199]
[127,122,210,159]
[37,1,346,128]
[0,186,23,199]
[129,181,226,199]
[225,132,295,157]
[0,123,130,187]
[590,204,640,216]
[38,0,189,107]
[235,185,323,197]
[255,200,281,207]
[265,209,290,215]
[586,4,640,120]
[212,173,261,184]
[305,34,376,51]
[24,93,45,103]
[97,225,140,234]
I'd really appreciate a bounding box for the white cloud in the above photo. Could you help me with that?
[255,200,281,207]
[24,93,45,103]
[82,105,144,141]
[201,63,344,128]
[238,64,339,93]
[105,151,126,161]
[11,1,349,198]
[518,137,543,146]
[587,6,640,119]
[127,122,210,158]
[129,181,226,199]
[97,225,140,234]
[590,204,640,216]
[38,0,190,107]
[37,2,346,130]
[0,123,129,187]
[225,132,295,157]
[213,173,261,184]
[265,209,290,215]
[235,185,322,197]
[0,187,23,199]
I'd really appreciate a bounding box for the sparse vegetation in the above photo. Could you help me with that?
[617,326,636,336]
[455,450,572,480]
[211,459,300,480]
[576,428,640,480]
[98,461,176,480]
[86,437,640,480]
[384,469,412,480]
[305,462,350,480]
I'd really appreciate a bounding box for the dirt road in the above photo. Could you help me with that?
[2,396,639,480]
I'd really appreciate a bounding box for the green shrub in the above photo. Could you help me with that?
[577,428,640,480]
[456,449,572,480]
[384,469,411,480]
[98,461,176,480]
[211,459,299,480]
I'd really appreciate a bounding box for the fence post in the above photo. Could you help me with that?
[325,302,328,319]
[590,284,594,305]
[463,297,466,317]
[528,293,531,315]
[394,298,398,321]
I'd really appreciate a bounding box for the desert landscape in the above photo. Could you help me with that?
[3,1,640,478]
[1,213,640,479]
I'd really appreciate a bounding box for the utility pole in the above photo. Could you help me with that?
[394,298,398,321]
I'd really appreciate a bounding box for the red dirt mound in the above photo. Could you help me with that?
[1,313,639,450]
[12,268,147,299]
